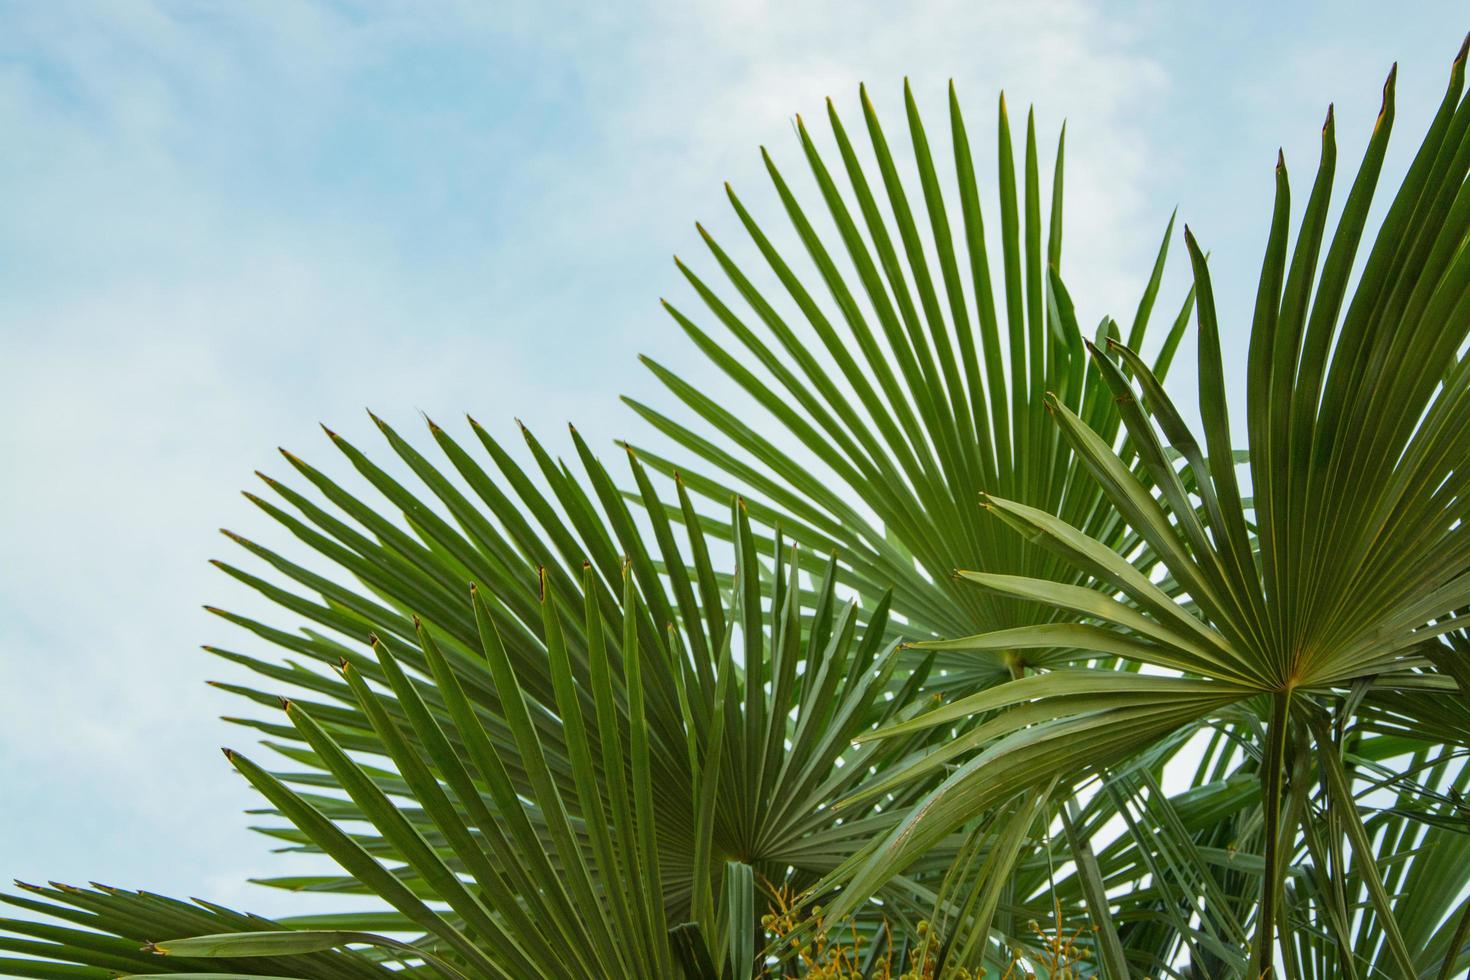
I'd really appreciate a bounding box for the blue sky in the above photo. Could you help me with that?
[0,0,1465,915]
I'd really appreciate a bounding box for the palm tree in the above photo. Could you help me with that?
[4,41,1470,979]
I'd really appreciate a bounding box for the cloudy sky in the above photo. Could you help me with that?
[1,0,1465,915]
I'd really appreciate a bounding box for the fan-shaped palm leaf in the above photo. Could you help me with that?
[2,512,933,977]
[627,80,1193,664]
[833,41,1470,975]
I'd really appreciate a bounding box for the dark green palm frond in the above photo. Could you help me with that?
[621,84,1205,954]
[2,540,917,975]
[203,415,953,901]
[1,427,948,978]
[627,80,1193,661]
[1321,745,1470,978]
[3,572,689,978]
[0,882,397,980]
[900,718,1265,977]
[828,40,1470,972]
[1359,627,1470,749]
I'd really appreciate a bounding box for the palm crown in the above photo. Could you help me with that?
[4,36,1470,980]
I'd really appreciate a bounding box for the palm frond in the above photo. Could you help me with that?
[629,81,1192,660]
[833,40,1470,972]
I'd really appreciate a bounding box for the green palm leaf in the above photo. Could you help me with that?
[628,80,1193,661]
[829,41,1470,973]
[2,441,944,977]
